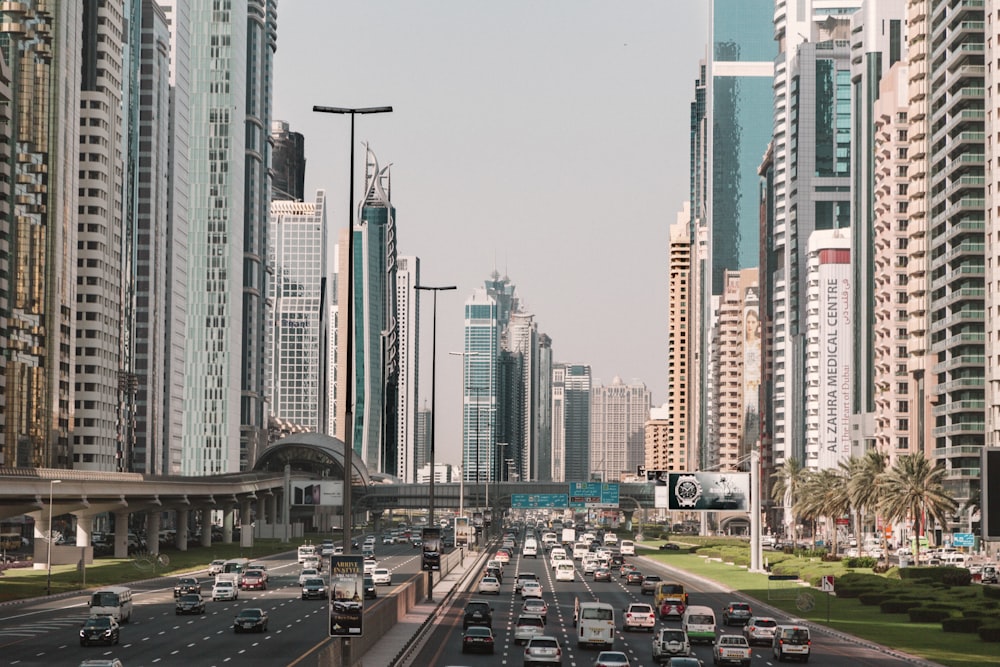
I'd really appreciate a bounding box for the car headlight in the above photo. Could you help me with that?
[104,629,113,636]
[80,630,86,637]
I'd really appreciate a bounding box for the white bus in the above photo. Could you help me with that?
[577,601,615,648]
[89,586,133,623]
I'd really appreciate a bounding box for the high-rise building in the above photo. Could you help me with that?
[462,289,498,484]
[0,51,10,461]
[987,4,1000,453]
[181,0,276,475]
[352,147,398,474]
[551,364,591,482]
[645,403,690,473]
[271,120,305,201]
[667,205,693,471]
[268,191,329,432]
[0,2,83,468]
[590,377,651,482]
[395,255,420,482]
[534,334,553,482]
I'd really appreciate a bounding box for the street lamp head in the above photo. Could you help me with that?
[414,285,457,292]
[51,479,62,486]
[312,105,393,115]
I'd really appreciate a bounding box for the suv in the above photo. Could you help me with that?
[173,576,201,598]
[651,627,690,662]
[463,599,494,629]
[623,602,656,631]
[722,601,752,626]
[523,635,563,665]
[641,574,662,596]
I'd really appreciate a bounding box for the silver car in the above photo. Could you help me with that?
[514,614,546,644]
[743,616,777,645]
[524,635,563,665]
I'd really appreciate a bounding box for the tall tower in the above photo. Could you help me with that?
[0,2,82,468]
[182,0,276,475]
[271,120,305,201]
[590,378,651,482]
[668,205,692,471]
[268,191,329,432]
[463,289,498,484]
[551,364,591,482]
[395,255,420,482]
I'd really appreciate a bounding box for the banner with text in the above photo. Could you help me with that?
[329,555,363,637]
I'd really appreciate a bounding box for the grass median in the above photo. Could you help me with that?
[642,542,995,667]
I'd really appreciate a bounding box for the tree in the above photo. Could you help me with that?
[795,469,849,550]
[878,453,957,563]
[843,450,888,550]
[771,458,806,541]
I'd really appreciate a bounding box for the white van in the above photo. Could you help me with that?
[522,538,538,558]
[297,545,317,564]
[577,601,615,648]
[573,542,590,560]
[556,561,576,582]
[620,539,635,556]
[89,586,133,623]
[603,533,618,545]
[682,605,716,644]
[772,625,811,661]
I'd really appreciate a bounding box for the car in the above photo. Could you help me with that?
[623,602,656,631]
[212,580,238,601]
[514,614,546,644]
[320,542,335,556]
[659,542,681,551]
[364,560,378,575]
[486,565,504,582]
[651,627,691,662]
[78,661,125,667]
[462,625,495,654]
[463,599,494,629]
[333,545,344,555]
[742,616,777,645]
[722,601,752,626]
[982,564,999,584]
[664,658,704,667]
[302,555,322,572]
[233,607,268,633]
[515,571,539,591]
[175,592,206,615]
[494,549,511,564]
[241,569,266,590]
[583,558,600,574]
[208,559,226,576]
[625,570,644,585]
[594,567,612,582]
[521,580,544,598]
[642,574,662,595]
[524,635,563,665]
[382,534,394,544]
[556,562,576,582]
[478,576,501,595]
[298,567,320,586]
[772,625,811,662]
[522,597,549,623]
[362,575,378,599]
[620,562,637,577]
[301,577,328,600]
[593,651,632,667]
[247,563,269,582]
[173,576,202,598]
[411,538,423,548]
[362,549,376,561]
[79,616,120,646]
[712,634,751,666]
[372,568,392,585]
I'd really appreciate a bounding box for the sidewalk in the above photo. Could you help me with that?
[357,549,481,667]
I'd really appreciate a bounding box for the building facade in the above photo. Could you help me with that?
[270,120,305,201]
[667,207,693,471]
[395,255,420,483]
[462,289,498,484]
[590,378,651,482]
[551,363,591,482]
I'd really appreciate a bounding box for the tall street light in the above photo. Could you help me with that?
[415,283,456,602]
[46,479,62,595]
[495,443,508,536]
[312,105,392,560]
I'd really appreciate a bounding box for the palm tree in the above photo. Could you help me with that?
[843,450,888,551]
[878,453,957,563]
[796,469,849,551]
[771,458,806,543]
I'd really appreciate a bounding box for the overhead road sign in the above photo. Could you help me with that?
[511,493,568,509]
[568,482,619,508]
[952,533,974,548]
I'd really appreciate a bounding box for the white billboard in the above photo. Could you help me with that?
[291,481,343,506]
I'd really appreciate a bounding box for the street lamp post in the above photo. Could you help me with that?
[415,284,456,602]
[46,479,62,595]
[495,443,508,535]
[312,104,392,562]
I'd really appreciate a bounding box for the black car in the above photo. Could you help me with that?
[486,565,503,582]
[463,599,494,629]
[462,626,495,654]
[175,593,206,615]
[625,570,644,585]
[363,575,377,599]
[301,577,328,600]
[233,608,268,633]
[79,616,120,646]
[173,576,202,598]
[659,542,681,551]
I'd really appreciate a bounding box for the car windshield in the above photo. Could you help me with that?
[84,617,112,628]
[237,610,262,620]
[466,627,491,637]
[467,603,490,613]
[660,629,685,641]
[304,579,324,586]
[720,636,744,645]
[524,600,545,609]
[629,605,653,613]
[690,614,714,624]
[660,584,684,594]
[518,616,544,627]
[599,652,628,660]
[179,594,201,602]
[732,603,750,610]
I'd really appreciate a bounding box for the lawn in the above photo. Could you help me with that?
[0,540,299,603]
[644,546,998,667]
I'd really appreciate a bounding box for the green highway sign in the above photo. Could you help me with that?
[511,493,568,509]
[568,482,619,508]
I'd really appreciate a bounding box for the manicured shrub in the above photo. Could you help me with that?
[859,592,893,606]
[942,569,972,586]
[976,623,1000,642]
[880,599,922,614]
[984,586,1000,600]
[941,616,982,633]
[843,556,878,568]
[899,566,969,585]
[908,607,953,623]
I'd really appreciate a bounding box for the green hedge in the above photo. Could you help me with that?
[984,586,1000,600]
[843,556,879,568]
[909,607,953,623]
[859,592,893,606]
[880,599,923,614]
[899,566,970,585]
[941,617,983,633]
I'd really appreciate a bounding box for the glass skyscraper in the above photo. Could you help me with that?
[463,289,499,484]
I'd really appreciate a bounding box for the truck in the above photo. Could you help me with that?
[561,527,576,546]
[712,634,751,667]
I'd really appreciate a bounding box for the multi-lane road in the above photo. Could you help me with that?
[411,535,941,667]
[0,541,426,667]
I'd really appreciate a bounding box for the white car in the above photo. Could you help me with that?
[382,535,394,544]
[583,559,599,575]
[320,542,335,557]
[208,559,226,576]
[333,545,344,555]
[372,568,392,586]
[521,580,543,598]
[478,576,501,595]
[298,568,320,586]
[623,603,656,631]
[364,560,378,575]
[212,580,238,601]
[555,562,575,582]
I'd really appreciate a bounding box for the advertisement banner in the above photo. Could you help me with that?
[422,528,442,571]
[292,481,343,506]
[329,556,364,637]
[666,472,751,511]
[454,516,472,547]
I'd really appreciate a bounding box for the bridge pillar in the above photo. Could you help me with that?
[175,509,189,552]
[623,510,634,532]
[146,511,161,555]
[113,511,130,558]
[222,505,235,543]
[265,493,277,525]
[74,514,92,552]
[239,498,252,547]
[201,509,212,547]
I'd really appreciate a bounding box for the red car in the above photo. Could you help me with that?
[241,569,266,590]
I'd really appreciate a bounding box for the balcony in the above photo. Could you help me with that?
[942,467,981,480]
[940,219,984,244]
[932,309,984,330]
[932,445,984,459]
[930,331,984,354]
[932,422,984,438]
[933,354,985,373]
[937,286,985,309]
[935,377,985,393]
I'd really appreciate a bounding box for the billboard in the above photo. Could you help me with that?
[666,472,751,511]
[985,448,1000,540]
[329,555,364,637]
[454,516,472,547]
[422,528,442,571]
[292,481,343,506]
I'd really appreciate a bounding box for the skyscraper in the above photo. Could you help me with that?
[667,205,693,471]
[590,378,651,482]
[395,255,420,482]
[551,364,591,482]
[463,289,498,484]
[181,0,276,475]
[271,120,305,201]
[268,191,328,432]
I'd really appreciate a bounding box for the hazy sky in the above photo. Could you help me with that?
[273,1,710,467]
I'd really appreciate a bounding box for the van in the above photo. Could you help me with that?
[89,586,133,623]
[576,601,615,648]
[573,542,590,560]
[297,545,317,564]
[550,547,567,563]
[522,538,538,558]
[681,604,716,644]
[619,539,635,556]
[222,557,249,584]
[772,625,811,661]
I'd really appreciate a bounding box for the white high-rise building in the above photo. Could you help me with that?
[268,192,328,432]
[395,256,420,482]
[590,378,651,483]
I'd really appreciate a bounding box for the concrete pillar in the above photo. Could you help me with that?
[175,510,189,552]
[240,498,252,547]
[114,511,130,558]
[147,511,161,556]
[266,494,277,525]
[623,510,634,532]
[201,508,212,547]
[223,506,234,543]
[75,515,93,551]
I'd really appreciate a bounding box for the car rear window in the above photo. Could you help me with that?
[781,629,809,643]
[755,619,777,627]
[519,616,544,627]
[530,638,558,648]
[690,614,714,624]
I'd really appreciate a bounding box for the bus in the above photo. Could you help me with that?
[89,586,133,623]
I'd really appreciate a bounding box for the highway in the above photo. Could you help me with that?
[0,541,426,667]
[410,533,938,667]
